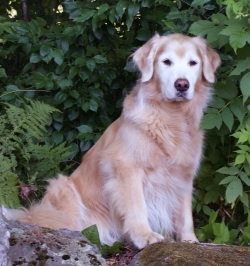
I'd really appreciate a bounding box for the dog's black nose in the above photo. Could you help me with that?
[175,79,189,92]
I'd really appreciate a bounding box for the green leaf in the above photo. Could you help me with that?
[52,131,63,145]
[222,107,234,131]
[0,68,7,78]
[210,96,225,108]
[217,167,239,175]
[53,49,64,66]
[229,33,247,52]
[69,90,79,99]
[86,59,96,72]
[93,55,108,64]
[98,4,109,15]
[75,10,96,23]
[79,71,89,82]
[101,242,125,256]
[219,175,237,185]
[189,20,214,36]
[204,190,219,204]
[82,102,90,112]
[40,44,52,57]
[226,179,243,203]
[136,28,151,41]
[89,98,98,112]
[230,58,250,76]
[30,53,41,63]
[116,0,127,18]
[239,172,250,186]
[77,125,93,133]
[203,205,211,216]
[240,73,250,103]
[213,221,230,244]
[200,112,222,130]
[230,98,246,125]
[240,192,249,208]
[54,92,67,104]
[191,0,210,7]
[235,154,246,165]
[127,3,140,18]
[215,80,238,100]
[81,225,101,249]
[69,66,79,79]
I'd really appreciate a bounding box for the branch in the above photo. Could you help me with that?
[21,0,29,22]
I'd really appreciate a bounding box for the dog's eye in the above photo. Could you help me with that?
[189,60,197,66]
[163,59,172,66]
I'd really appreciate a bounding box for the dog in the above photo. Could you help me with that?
[7,33,220,249]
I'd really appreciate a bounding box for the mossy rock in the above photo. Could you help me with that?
[131,241,250,266]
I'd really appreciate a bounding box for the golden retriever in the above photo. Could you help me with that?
[7,33,220,249]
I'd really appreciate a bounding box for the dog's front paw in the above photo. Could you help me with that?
[132,232,164,249]
[181,233,198,243]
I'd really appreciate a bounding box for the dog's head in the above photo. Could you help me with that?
[132,34,221,102]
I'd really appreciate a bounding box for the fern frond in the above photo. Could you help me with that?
[0,154,20,208]
[0,99,74,207]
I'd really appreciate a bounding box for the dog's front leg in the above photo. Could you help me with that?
[176,183,198,242]
[112,166,164,249]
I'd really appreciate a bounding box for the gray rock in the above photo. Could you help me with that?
[0,206,12,266]
[1,206,106,266]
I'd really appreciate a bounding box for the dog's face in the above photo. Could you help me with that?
[132,34,221,102]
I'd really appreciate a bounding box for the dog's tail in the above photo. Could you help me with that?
[6,174,86,231]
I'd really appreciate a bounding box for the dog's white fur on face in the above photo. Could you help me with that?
[7,34,220,249]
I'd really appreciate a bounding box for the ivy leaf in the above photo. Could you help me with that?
[222,107,234,131]
[53,49,64,66]
[240,73,250,103]
[226,179,243,203]
[82,225,101,249]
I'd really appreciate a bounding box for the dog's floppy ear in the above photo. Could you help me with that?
[194,37,221,83]
[132,34,161,82]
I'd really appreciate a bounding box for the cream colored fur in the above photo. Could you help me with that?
[7,34,220,249]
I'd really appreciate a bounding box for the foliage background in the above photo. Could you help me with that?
[0,0,250,245]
